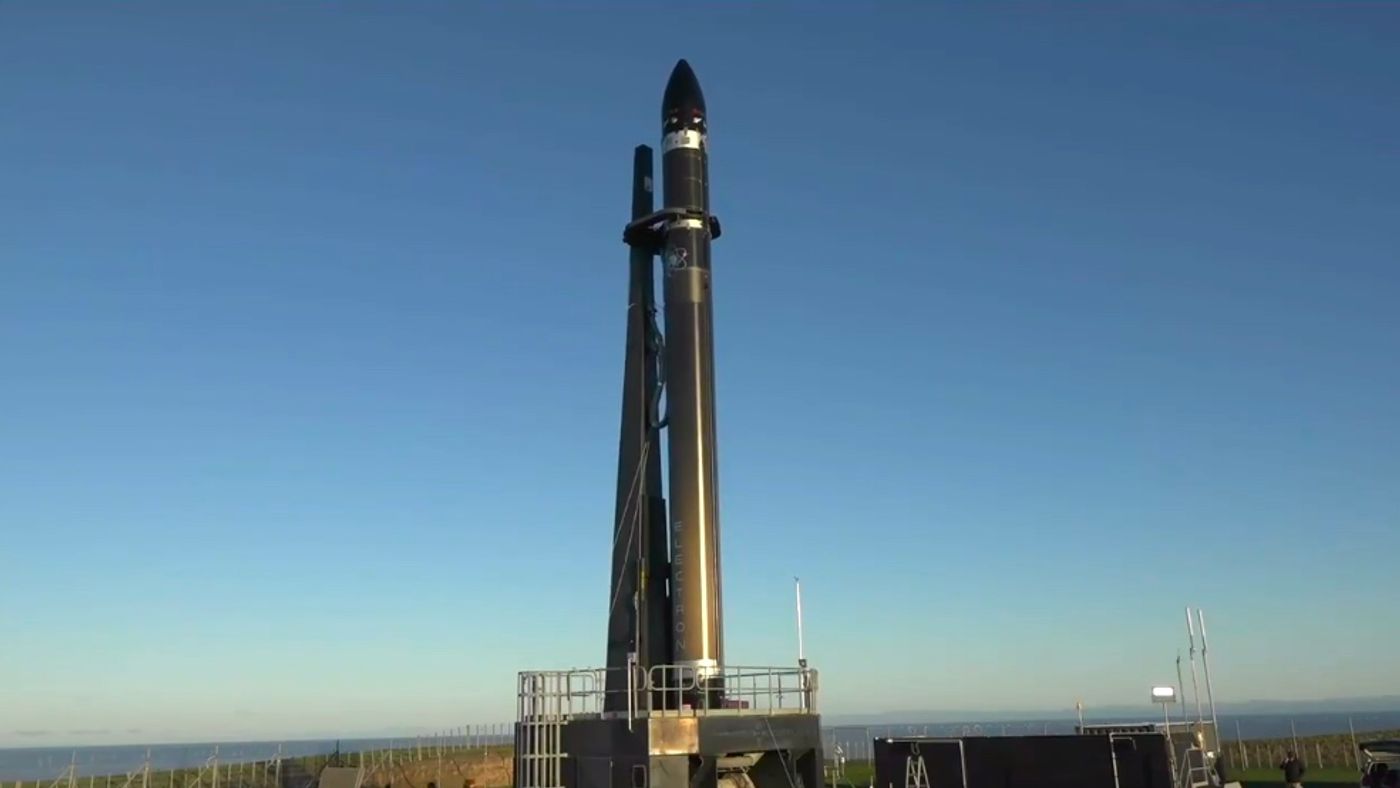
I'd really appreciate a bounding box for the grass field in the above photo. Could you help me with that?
[9,747,515,788]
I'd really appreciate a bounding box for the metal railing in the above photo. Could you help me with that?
[514,669,617,788]
[645,664,817,717]
[515,664,818,724]
[516,669,611,720]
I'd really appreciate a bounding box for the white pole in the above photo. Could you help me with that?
[1076,700,1084,731]
[1185,608,1206,734]
[1350,717,1361,770]
[1197,609,1223,753]
[1175,652,1189,732]
[794,576,806,665]
[1237,720,1249,769]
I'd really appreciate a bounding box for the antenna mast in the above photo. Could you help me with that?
[795,576,806,667]
[1198,608,1222,751]
[1185,607,1206,735]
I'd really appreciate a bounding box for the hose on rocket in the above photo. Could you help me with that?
[647,304,668,430]
[607,437,652,618]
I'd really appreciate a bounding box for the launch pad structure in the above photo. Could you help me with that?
[511,60,824,788]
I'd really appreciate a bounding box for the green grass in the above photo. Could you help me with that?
[832,762,873,787]
[10,747,487,788]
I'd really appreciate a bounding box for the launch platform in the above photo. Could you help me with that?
[515,666,822,788]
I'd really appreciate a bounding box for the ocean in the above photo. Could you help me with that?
[3,711,1399,782]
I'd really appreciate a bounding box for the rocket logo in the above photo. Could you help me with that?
[665,247,690,271]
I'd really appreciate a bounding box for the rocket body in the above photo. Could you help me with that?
[659,60,724,681]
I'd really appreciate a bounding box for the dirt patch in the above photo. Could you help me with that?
[362,751,512,788]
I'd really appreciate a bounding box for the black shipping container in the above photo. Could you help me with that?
[872,734,1173,788]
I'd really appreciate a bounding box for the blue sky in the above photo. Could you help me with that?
[2,2,1397,747]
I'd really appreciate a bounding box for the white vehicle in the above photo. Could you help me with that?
[1360,740,1400,788]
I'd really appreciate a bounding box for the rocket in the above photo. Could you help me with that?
[658,59,724,684]
[519,63,824,788]
[607,59,726,708]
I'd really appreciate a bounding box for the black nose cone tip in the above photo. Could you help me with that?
[663,58,706,120]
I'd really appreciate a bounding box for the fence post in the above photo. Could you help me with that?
[1351,717,1362,770]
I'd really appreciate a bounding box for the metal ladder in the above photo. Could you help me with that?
[903,754,930,788]
[516,717,565,788]
[1176,747,1213,788]
[516,674,567,788]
